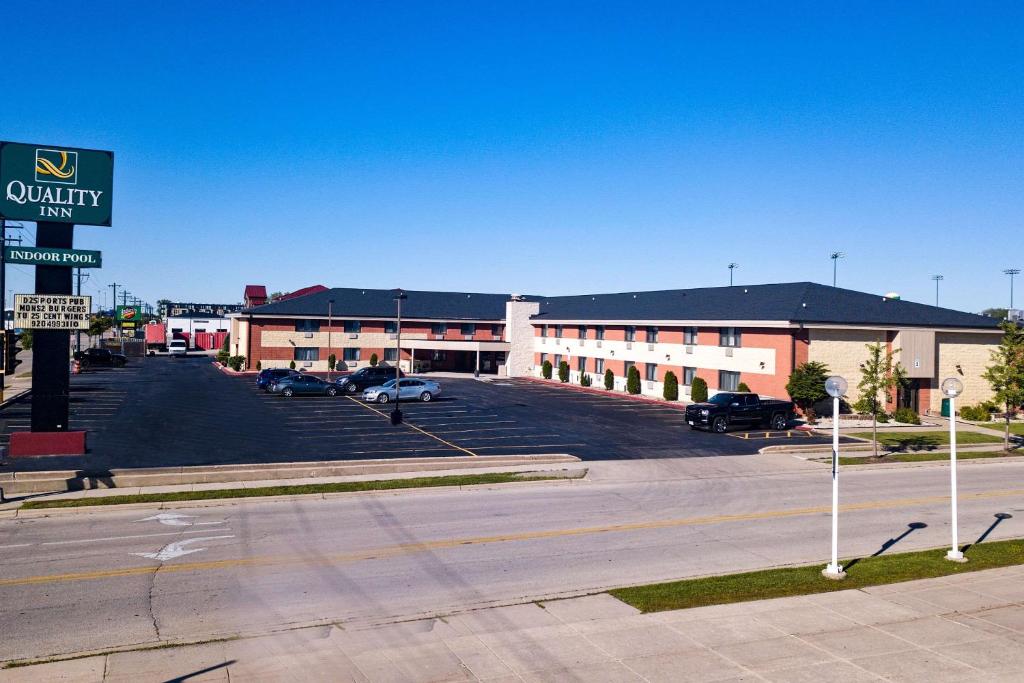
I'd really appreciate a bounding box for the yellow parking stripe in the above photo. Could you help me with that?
[345,396,478,456]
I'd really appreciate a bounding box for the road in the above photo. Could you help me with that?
[1,456,1021,663]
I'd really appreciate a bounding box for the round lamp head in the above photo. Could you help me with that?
[941,377,964,398]
[825,375,848,398]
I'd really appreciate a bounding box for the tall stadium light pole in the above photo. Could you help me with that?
[942,378,968,562]
[391,289,407,426]
[1005,269,1021,309]
[326,299,334,381]
[823,375,848,579]
[830,252,845,287]
[931,275,944,307]
[728,263,738,286]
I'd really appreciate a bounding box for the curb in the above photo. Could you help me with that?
[521,376,689,410]
[0,388,31,411]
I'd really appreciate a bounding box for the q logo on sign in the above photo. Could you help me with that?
[35,149,78,185]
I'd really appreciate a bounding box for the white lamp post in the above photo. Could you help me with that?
[823,375,848,579]
[942,377,967,562]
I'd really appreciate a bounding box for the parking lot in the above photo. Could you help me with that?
[0,357,842,472]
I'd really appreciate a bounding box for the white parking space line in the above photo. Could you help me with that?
[408,420,517,428]
[453,434,562,442]
[426,427,534,435]
[471,443,585,450]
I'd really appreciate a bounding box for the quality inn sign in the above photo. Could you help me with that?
[0,141,114,226]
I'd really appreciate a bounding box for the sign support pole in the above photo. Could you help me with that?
[31,222,74,432]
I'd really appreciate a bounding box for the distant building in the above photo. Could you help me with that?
[159,301,244,318]
[243,285,268,308]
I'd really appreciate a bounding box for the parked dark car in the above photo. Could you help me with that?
[269,374,339,397]
[335,366,405,394]
[73,347,127,368]
[684,392,794,433]
[256,368,300,390]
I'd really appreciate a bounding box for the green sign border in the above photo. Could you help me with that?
[0,141,114,226]
[4,246,102,268]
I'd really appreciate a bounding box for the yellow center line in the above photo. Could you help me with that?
[345,396,477,456]
[3,488,1022,588]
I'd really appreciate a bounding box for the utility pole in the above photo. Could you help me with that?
[1004,269,1021,309]
[109,283,121,339]
[830,252,845,287]
[108,283,119,316]
[728,263,738,287]
[931,274,944,307]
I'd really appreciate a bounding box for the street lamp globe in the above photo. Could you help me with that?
[941,377,964,398]
[825,375,847,399]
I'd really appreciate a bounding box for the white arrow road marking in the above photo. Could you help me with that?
[132,535,235,562]
[138,513,226,527]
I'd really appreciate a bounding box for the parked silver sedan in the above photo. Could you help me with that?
[362,378,442,403]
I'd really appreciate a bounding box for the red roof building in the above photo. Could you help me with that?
[243,285,268,308]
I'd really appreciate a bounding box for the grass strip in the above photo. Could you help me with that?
[978,422,1024,436]
[20,471,576,510]
[848,430,1002,449]
[835,451,1017,465]
[610,538,1024,613]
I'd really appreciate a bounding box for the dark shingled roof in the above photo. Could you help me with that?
[532,282,1000,329]
[244,287,532,321]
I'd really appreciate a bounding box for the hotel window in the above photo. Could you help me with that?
[295,319,320,333]
[460,323,475,336]
[491,324,501,337]
[383,348,398,362]
[554,354,562,367]
[578,356,587,371]
[719,370,741,391]
[294,347,319,361]
[343,320,361,334]
[171,328,182,333]
[683,367,696,386]
[645,364,657,382]
[343,348,360,361]
[595,358,605,374]
[555,325,564,338]
[431,322,447,335]
[646,326,659,343]
[578,325,587,339]
[684,327,698,345]
[623,360,635,376]
[541,325,548,337]
[432,350,448,361]
[625,326,637,342]
[540,353,548,365]
[719,327,741,347]
[595,326,605,340]
[384,321,397,334]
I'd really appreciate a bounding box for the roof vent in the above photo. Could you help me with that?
[510,293,524,301]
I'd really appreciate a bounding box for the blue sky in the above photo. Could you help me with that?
[2,2,1022,313]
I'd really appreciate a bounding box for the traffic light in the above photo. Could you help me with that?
[5,331,24,376]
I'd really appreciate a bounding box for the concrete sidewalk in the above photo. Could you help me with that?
[8,564,1024,681]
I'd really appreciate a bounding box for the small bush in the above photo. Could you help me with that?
[892,407,921,425]
[328,353,337,371]
[626,366,641,394]
[256,360,261,370]
[663,371,679,401]
[737,381,751,392]
[369,353,379,367]
[691,377,708,402]
[558,361,569,383]
[960,404,991,421]
[216,349,230,365]
[227,355,246,372]
[580,373,592,387]
[604,368,614,390]
[877,412,890,424]
[289,360,296,370]
[542,360,552,379]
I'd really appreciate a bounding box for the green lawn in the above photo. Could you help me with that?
[837,450,1017,465]
[610,538,1024,613]
[978,422,1024,436]
[848,430,1002,451]
[19,471,579,509]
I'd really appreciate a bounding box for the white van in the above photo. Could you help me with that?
[168,339,188,357]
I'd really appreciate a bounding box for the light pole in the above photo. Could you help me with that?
[823,375,848,579]
[931,275,944,307]
[830,252,844,287]
[326,299,334,381]
[942,377,967,563]
[391,289,407,425]
[1004,269,1020,309]
[728,263,738,286]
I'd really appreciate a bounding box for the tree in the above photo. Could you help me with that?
[982,321,1024,452]
[626,365,641,394]
[220,334,231,352]
[737,381,751,392]
[369,353,379,367]
[269,291,283,302]
[21,329,33,350]
[289,360,296,370]
[857,341,903,456]
[580,372,592,387]
[982,307,1009,320]
[88,315,114,339]
[604,368,614,390]
[542,360,552,379]
[691,376,708,402]
[328,353,337,371]
[256,360,261,370]
[558,361,569,382]
[785,361,831,424]
[663,371,679,401]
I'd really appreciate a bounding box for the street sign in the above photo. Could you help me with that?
[4,246,102,268]
[14,294,91,330]
[0,141,114,226]
[116,305,142,322]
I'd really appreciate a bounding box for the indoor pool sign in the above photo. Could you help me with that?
[0,141,114,226]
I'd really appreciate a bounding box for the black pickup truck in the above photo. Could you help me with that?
[685,392,794,433]
[73,347,127,368]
